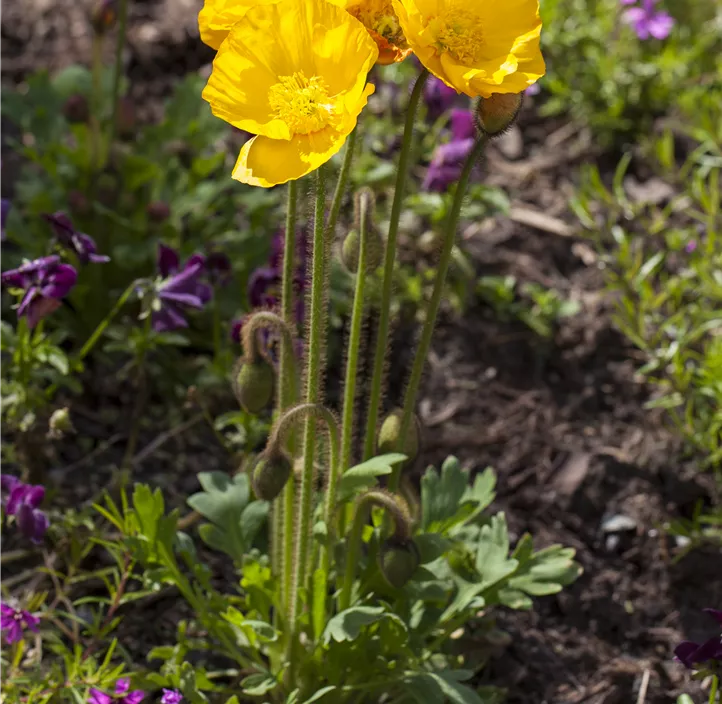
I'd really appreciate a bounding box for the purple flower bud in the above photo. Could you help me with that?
[44,212,110,265]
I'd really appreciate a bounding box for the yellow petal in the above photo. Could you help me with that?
[233,84,374,187]
[198,0,279,51]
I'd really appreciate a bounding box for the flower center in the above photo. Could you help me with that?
[268,72,335,135]
[348,1,407,48]
[427,7,485,64]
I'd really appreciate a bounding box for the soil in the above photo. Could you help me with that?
[2,3,719,704]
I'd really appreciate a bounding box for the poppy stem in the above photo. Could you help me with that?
[327,127,358,236]
[362,69,429,461]
[291,166,328,634]
[278,180,298,612]
[338,188,372,538]
[391,135,488,493]
[109,0,129,147]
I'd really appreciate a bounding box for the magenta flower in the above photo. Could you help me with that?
[1,199,10,241]
[674,608,722,669]
[88,678,144,704]
[160,690,183,704]
[623,0,674,40]
[0,603,40,644]
[1,255,77,328]
[450,109,475,141]
[153,245,212,332]
[3,478,48,544]
[423,138,476,192]
[44,212,110,265]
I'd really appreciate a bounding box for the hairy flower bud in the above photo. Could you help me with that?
[340,228,383,274]
[251,452,292,501]
[90,0,117,34]
[377,409,421,464]
[474,92,523,137]
[233,360,274,414]
[378,538,420,588]
[63,94,90,124]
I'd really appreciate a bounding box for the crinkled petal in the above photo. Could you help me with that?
[40,264,77,299]
[153,305,190,332]
[88,689,113,704]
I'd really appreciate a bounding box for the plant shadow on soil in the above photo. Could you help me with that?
[2,3,719,702]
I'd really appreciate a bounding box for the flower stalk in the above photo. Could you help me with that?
[392,135,488,492]
[363,69,429,461]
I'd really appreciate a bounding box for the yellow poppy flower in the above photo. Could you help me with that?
[391,0,545,98]
[198,0,279,51]
[202,0,379,187]
[343,0,412,65]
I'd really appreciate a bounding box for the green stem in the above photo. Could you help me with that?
[76,281,136,362]
[291,167,328,630]
[279,181,298,608]
[90,34,103,173]
[108,0,129,148]
[710,675,719,704]
[327,128,357,238]
[362,70,428,460]
[338,192,371,538]
[391,136,487,492]
[338,490,411,612]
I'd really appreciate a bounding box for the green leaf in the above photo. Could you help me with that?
[403,672,492,704]
[414,533,453,564]
[301,687,338,704]
[337,453,407,501]
[133,485,165,546]
[322,606,407,645]
[241,674,278,696]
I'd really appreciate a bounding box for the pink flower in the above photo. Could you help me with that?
[623,0,674,40]
[0,603,40,644]
[88,678,144,704]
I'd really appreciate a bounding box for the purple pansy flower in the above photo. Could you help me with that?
[88,678,144,704]
[623,0,674,40]
[153,245,212,332]
[1,255,77,328]
[525,83,541,97]
[0,603,40,644]
[674,608,722,669]
[44,212,110,264]
[1,474,21,502]
[1,199,10,241]
[423,138,476,192]
[3,479,49,544]
[424,76,457,117]
[160,690,183,704]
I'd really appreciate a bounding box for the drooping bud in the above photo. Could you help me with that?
[63,94,90,124]
[474,93,523,137]
[378,538,420,588]
[233,359,274,414]
[251,452,292,501]
[90,0,117,34]
[377,409,420,464]
[146,201,171,223]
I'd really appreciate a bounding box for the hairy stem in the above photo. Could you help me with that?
[338,191,371,537]
[327,128,357,238]
[391,136,488,492]
[363,70,429,460]
[291,167,328,631]
[279,181,299,610]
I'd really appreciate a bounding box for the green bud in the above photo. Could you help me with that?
[474,92,523,137]
[233,360,274,414]
[341,227,383,274]
[378,538,420,588]
[377,409,420,464]
[251,452,292,501]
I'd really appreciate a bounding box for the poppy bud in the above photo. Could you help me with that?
[474,93,523,137]
[377,409,420,464]
[233,360,274,414]
[146,201,171,223]
[340,228,383,274]
[90,0,117,34]
[63,94,90,124]
[251,452,292,501]
[378,538,420,588]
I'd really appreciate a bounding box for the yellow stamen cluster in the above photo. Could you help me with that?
[428,8,485,65]
[268,73,336,136]
[348,0,407,48]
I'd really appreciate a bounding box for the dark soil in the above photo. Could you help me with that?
[2,3,719,704]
